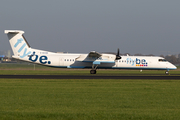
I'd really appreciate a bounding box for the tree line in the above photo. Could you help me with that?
[160,54,180,65]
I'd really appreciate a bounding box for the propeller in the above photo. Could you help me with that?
[115,48,121,60]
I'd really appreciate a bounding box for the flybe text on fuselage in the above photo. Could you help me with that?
[125,58,148,66]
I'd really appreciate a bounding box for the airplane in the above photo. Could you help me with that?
[4,30,177,74]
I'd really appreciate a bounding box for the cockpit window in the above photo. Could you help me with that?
[159,59,167,62]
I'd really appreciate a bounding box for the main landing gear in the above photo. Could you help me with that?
[90,69,96,74]
[90,64,98,74]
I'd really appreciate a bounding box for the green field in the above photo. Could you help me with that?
[1,79,180,120]
[0,63,180,120]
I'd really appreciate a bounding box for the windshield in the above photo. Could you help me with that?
[158,59,167,62]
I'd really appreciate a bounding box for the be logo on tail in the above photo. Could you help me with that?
[29,52,51,64]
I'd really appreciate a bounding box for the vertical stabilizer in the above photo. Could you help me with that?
[4,30,31,58]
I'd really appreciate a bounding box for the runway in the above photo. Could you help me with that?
[0,75,180,79]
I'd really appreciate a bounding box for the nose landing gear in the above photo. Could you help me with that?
[165,70,169,75]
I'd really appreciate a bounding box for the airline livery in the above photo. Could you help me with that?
[5,30,177,74]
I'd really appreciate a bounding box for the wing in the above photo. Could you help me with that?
[76,51,115,65]
[76,51,101,61]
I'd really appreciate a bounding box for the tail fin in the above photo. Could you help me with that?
[4,30,31,58]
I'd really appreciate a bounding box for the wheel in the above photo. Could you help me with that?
[90,70,96,74]
[165,71,169,75]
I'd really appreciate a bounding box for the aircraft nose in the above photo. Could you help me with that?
[174,65,177,69]
[169,63,177,70]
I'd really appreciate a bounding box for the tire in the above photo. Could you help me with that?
[165,71,169,75]
[90,70,96,74]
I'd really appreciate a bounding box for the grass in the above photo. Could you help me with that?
[0,63,180,119]
[0,79,180,120]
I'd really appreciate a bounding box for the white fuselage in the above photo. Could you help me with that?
[14,48,176,71]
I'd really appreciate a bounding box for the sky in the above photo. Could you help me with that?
[1,0,180,56]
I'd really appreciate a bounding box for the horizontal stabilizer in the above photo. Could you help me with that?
[4,30,24,34]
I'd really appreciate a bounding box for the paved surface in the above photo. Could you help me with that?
[0,75,180,79]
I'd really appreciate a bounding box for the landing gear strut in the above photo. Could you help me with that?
[90,64,98,74]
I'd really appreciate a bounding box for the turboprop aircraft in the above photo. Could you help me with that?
[4,30,177,74]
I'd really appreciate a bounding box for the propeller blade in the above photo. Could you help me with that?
[117,48,119,56]
[115,48,121,60]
